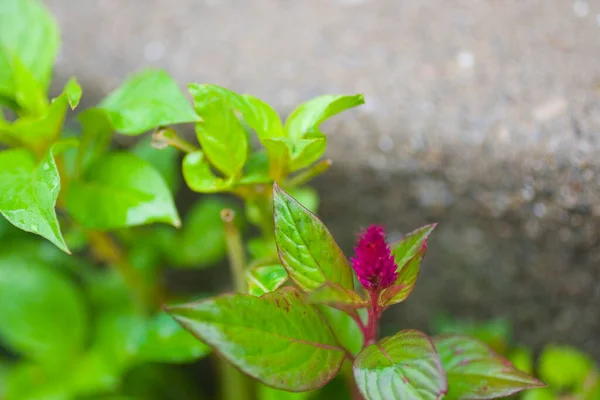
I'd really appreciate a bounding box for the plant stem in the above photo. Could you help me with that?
[221,209,247,293]
[364,289,382,346]
[153,127,199,154]
[220,208,253,400]
[285,159,332,188]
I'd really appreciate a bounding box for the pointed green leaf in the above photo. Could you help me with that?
[318,306,364,357]
[66,152,180,229]
[167,287,345,391]
[0,0,59,98]
[354,330,447,400]
[137,311,211,364]
[380,247,426,307]
[0,147,68,252]
[391,224,436,271]
[182,150,234,193]
[434,335,544,399]
[273,183,353,291]
[9,54,47,115]
[308,283,367,312]
[247,263,288,297]
[290,136,327,171]
[0,254,87,365]
[99,69,199,135]
[237,93,284,140]
[188,83,248,177]
[64,77,82,109]
[284,94,364,141]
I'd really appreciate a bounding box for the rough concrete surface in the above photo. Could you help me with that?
[45,0,600,357]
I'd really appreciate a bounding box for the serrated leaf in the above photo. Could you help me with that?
[380,247,426,307]
[99,69,199,135]
[284,94,364,141]
[308,283,367,312]
[247,264,288,297]
[167,287,345,391]
[273,183,353,291]
[0,254,87,365]
[137,312,211,364]
[66,152,180,229]
[182,150,234,193]
[353,330,447,400]
[318,305,364,357]
[0,147,68,252]
[0,0,59,98]
[434,335,544,399]
[391,224,436,271]
[188,83,248,177]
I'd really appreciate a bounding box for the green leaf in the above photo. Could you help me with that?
[391,224,436,271]
[308,283,367,312]
[137,311,211,363]
[290,137,327,171]
[263,137,291,180]
[167,287,346,391]
[236,93,284,140]
[0,147,68,252]
[434,335,544,399]
[132,134,181,193]
[284,94,364,141]
[163,197,243,267]
[76,107,114,173]
[353,330,447,400]
[188,83,248,177]
[182,150,234,193]
[521,388,556,400]
[258,384,313,400]
[9,54,47,115]
[239,151,271,185]
[379,246,426,307]
[247,263,288,297]
[509,347,534,374]
[288,186,319,213]
[0,254,87,365]
[273,183,353,291]
[99,69,199,135]
[66,152,180,229]
[538,345,595,389]
[317,306,364,357]
[0,0,59,98]
[64,77,82,109]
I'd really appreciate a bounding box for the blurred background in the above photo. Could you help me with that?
[4,0,599,398]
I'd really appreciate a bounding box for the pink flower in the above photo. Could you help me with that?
[351,225,398,290]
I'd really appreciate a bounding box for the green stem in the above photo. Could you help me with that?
[285,159,332,188]
[220,208,253,400]
[153,127,199,154]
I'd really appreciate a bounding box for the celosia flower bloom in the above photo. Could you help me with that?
[351,225,398,290]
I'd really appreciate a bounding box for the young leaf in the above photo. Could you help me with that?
[391,224,436,271]
[290,136,327,172]
[0,254,87,366]
[273,183,353,291]
[247,264,288,297]
[99,69,200,135]
[167,287,346,391]
[284,94,364,141]
[379,247,426,307]
[434,335,544,399]
[0,0,59,98]
[0,147,68,252]
[308,283,367,312]
[188,83,248,177]
[64,77,82,109]
[353,330,447,400]
[137,312,211,364]
[9,54,47,115]
[66,152,180,229]
[237,93,284,140]
[182,150,234,193]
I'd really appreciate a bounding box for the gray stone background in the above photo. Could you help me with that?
[46,0,600,358]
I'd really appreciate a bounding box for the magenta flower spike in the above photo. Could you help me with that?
[351,225,398,291]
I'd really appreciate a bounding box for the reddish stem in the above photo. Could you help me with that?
[364,289,382,346]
